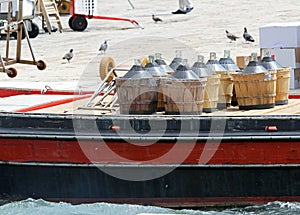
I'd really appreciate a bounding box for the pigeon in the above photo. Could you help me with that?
[152,14,163,23]
[99,40,108,54]
[243,27,255,43]
[226,30,239,42]
[62,49,73,63]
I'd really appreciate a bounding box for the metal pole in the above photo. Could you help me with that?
[83,68,115,107]
[127,0,134,9]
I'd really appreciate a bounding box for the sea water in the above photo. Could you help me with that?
[1,199,300,215]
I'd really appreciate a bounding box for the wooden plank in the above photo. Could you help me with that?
[213,99,300,116]
[27,95,300,116]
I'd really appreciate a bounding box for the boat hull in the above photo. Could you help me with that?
[2,162,300,208]
[1,113,300,208]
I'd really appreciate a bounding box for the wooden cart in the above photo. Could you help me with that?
[0,0,46,78]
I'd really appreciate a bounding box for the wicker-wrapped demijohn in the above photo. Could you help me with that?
[144,55,168,112]
[161,60,206,115]
[218,50,240,108]
[261,49,290,105]
[206,52,232,111]
[191,54,220,113]
[232,52,277,110]
[207,50,234,110]
[116,59,158,114]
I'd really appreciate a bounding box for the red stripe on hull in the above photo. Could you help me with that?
[1,138,300,164]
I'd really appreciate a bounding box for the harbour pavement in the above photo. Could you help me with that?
[0,0,300,93]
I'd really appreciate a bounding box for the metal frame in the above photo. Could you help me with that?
[80,67,128,111]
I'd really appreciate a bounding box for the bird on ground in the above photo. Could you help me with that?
[225,30,239,42]
[152,14,163,23]
[99,40,108,54]
[62,49,73,63]
[243,27,255,43]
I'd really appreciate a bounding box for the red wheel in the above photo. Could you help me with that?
[37,60,47,70]
[7,68,17,78]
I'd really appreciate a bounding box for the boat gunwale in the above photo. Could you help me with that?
[1,111,300,120]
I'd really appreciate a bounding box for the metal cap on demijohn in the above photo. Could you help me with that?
[261,49,283,70]
[219,50,240,71]
[154,53,173,75]
[206,52,226,72]
[191,55,212,77]
[123,59,152,79]
[145,55,168,77]
[171,59,199,80]
[169,50,183,71]
[242,52,267,74]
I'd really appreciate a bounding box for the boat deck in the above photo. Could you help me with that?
[23,95,300,116]
[0,85,299,116]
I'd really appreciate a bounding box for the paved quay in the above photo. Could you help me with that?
[0,0,300,93]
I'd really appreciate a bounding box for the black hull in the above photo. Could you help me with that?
[2,162,300,208]
[2,113,300,208]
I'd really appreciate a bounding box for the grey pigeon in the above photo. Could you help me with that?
[99,40,108,54]
[243,27,255,43]
[62,49,73,63]
[152,14,163,23]
[226,30,239,42]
